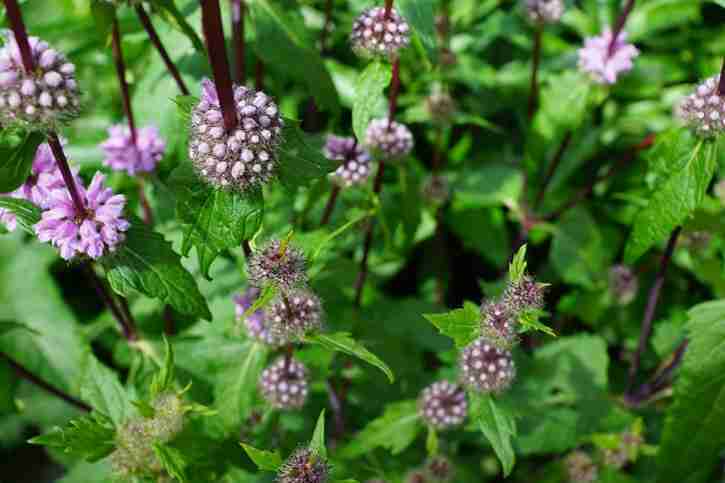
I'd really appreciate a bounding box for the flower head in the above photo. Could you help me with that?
[35,172,130,260]
[418,380,468,431]
[351,7,410,60]
[480,300,517,347]
[266,289,323,345]
[503,275,545,313]
[525,0,565,24]
[425,456,454,482]
[234,287,282,346]
[564,451,598,483]
[0,32,80,129]
[248,239,307,290]
[101,124,165,175]
[677,75,725,137]
[577,29,638,85]
[189,79,283,191]
[365,118,414,161]
[259,356,309,410]
[277,447,330,483]
[459,337,515,393]
[324,135,372,188]
[425,90,456,124]
[608,265,638,305]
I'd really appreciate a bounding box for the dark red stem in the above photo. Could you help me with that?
[528,26,542,120]
[625,339,688,406]
[387,59,401,127]
[47,133,85,214]
[111,16,137,146]
[534,131,572,209]
[231,0,246,84]
[2,0,34,72]
[608,0,635,57]
[84,264,138,342]
[0,352,91,412]
[718,57,725,96]
[354,161,386,307]
[138,178,153,225]
[326,379,345,443]
[135,4,190,96]
[320,185,340,226]
[200,0,238,132]
[384,0,394,20]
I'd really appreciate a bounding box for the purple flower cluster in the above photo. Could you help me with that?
[578,29,639,85]
[365,118,414,161]
[351,7,410,60]
[101,124,166,175]
[234,287,282,346]
[677,75,725,137]
[324,135,372,188]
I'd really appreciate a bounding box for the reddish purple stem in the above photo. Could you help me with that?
[2,0,34,72]
[111,16,138,146]
[607,0,635,57]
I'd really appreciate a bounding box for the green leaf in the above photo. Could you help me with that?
[151,0,205,52]
[624,138,717,263]
[101,222,211,320]
[426,425,439,456]
[656,300,725,483]
[0,320,38,336]
[89,0,116,45]
[240,443,283,471]
[310,409,327,459]
[508,244,528,284]
[250,0,339,112]
[214,342,267,433]
[29,412,115,462]
[339,400,421,459]
[476,394,517,477]
[149,336,175,398]
[80,354,130,426]
[172,94,198,121]
[518,309,556,337]
[398,0,436,62]
[423,301,480,348]
[0,131,45,193]
[277,122,337,190]
[304,332,394,383]
[169,163,264,279]
[153,442,188,482]
[352,61,392,142]
[0,197,41,234]
[550,208,608,288]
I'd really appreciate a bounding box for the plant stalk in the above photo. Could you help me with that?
[354,162,386,307]
[534,131,572,209]
[111,16,138,146]
[719,56,725,96]
[607,0,635,56]
[84,264,138,342]
[46,133,85,214]
[2,0,34,72]
[320,185,341,226]
[230,0,246,84]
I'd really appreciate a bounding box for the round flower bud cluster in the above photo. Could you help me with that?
[351,7,410,60]
[35,172,130,260]
[608,265,638,306]
[459,337,515,393]
[503,275,546,313]
[677,75,725,137]
[525,0,565,24]
[421,175,450,205]
[578,29,639,85]
[0,33,80,129]
[234,287,282,345]
[266,289,323,345]
[425,90,456,124]
[425,456,455,482]
[277,447,330,483]
[365,118,414,161]
[324,134,372,188]
[101,124,166,175]
[418,380,468,430]
[189,79,283,191]
[259,356,309,410]
[480,301,517,347]
[564,451,599,483]
[247,238,307,290]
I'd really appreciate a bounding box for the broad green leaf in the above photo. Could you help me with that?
[476,394,517,477]
[278,122,337,190]
[398,0,437,62]
[153,442,188,482]
[454,163,523,209]
[352,62,392,142]
[0,197,41,234]
[149,336,175,398]
[550,208,608,288]
[304,332,394,383]
[29,412,115,462]
[80,355,130,426]
[339,400,420,459]
[170,163,264,279]
[656,300,725,483]
[0,131,45,193]
[423,302,480,348]
[241,443,283,471]
[214,342,267,433]
[310,409,327,459]
[101,222,211,320]
[624,139,717,263]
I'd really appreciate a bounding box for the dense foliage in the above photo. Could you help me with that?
[1,0,725,482]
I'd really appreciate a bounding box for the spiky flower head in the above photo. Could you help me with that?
[418,381,468,431]
[234,287,283,346]
[101,124,166,175]
[525,0,565,24]
[608,265,638,305]
[503,275,545,313]
[577,29,638,85]
[421,175,450,205]
[0,32,80,129]
[564,451,598,483]
[189,79,283,191]
[35,172,130,260]
[425,90,456,124]
[425,456,454,482]
[248,239,307,290]
[459,337,515,393]
[324,135,372,188]
[351,7,410,60]
[277,447,330,483]
[480,301,517,347]
[677,75,725,137]
[259,356,309,410]
[365,118,414,161]
[266,289,323,344]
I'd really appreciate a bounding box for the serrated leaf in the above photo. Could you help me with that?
[476,394,516,477]
[277,122,337,190]
[29,412,115,462]
[656,300,725,483]
[352,61,392,142]
[149,336,175,398]
[508,245,527,284]
[101,222,211,320]
[339,400,420,459]
[169,163,264,279]
[304,332,394,383]
[0,131,45,193]
[624,138,717,263]
[240,443,283,471]
[0,197,41,234]
[310,409,327,459]
[214,342,267,433]
[422,301,480,348]
[153,442,188,482]
[80,355,130,426]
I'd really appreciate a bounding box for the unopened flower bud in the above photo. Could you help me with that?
[678,75,725,137]
[421,175,450,205]
[480,301,517,347]
[351,7,410,60]
[247,239,307,290]
[608,265,638,305]
[259,356,309,410]
[266,289,323,344]
[503,275,545,313]
[324,134,372,188]
[277,447,330,483]
[564,451,598,483]
[525,0,565,24]
[365,118,414,160]
[425,456,454,482]
[459,337,515,393]
[418,381,468,430]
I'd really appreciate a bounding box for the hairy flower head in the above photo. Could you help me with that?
[459,337,515,393]
[418,380,468,431]
[351,7,410,60]
[324,134,372,188]
[277,447,330,483]
[248,238,307,290]
[259,356,309,410]
[365,118,414,161]
[577,29,638,85]
[266,289,323,345]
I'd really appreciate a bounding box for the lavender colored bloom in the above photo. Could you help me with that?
[35,172,130,260]
[233,287,282,346]
[577,29,639,85]
[351,7,410,60]
[324,135,372,188]
[677,75,725,137]
[101,124,166,175]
